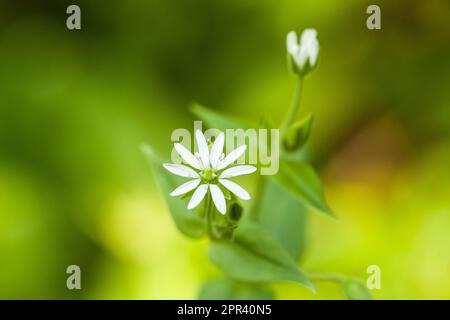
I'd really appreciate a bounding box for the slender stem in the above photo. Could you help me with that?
[281,76,304,135]
[308,272,347,284]
[205,193,214,239]
[206,192,222,240]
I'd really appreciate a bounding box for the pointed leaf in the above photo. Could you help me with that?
[256,179,307,261]
[271,159,333,216]
[141,144,205,238]
[208,221,315,291]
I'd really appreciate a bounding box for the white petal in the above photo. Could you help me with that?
[219,165,256,178]
[174,143,203,170]
[163,163,199,178]
[219,179,250,200]
[300,28,317,45]
[300,28,319,67]
[187,184,208,210]
[296,47,309,68]
[195,130,210,169]
[286,31,298,55]
[209,184,226,214]
[170,179,200,196]
[209,132,224,169]
[216,145,247,170]
[308,42,319,66]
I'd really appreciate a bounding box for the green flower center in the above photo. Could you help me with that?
[202,169,216,183]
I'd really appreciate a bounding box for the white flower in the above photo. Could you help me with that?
[286,29,319,73]
[163,130,256,215]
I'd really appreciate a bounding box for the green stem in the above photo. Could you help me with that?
[280,76,304,135]
[205,193,215,239]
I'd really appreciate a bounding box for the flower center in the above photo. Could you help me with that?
[202,169,216,182]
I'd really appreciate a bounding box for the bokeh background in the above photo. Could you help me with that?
[1,0,449,299]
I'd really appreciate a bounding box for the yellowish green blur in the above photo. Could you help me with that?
[1,0,449,299]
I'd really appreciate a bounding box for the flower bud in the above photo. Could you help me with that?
[286,29,319,76]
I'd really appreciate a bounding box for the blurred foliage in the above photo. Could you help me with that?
[0,0,450,299]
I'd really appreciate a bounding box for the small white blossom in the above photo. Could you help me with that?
[286,29,319,74]
[163,130,256,214]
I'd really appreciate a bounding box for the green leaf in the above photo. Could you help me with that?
[190,103,255,131]
[271,159,333,216]
[282,113,313,152]
[256,179,307,261]
[342,278,373,300]
[198,278,274,300]
[141,144,205,238]
[208,221,315,291]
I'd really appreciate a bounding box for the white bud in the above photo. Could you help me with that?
[286,28,319,76]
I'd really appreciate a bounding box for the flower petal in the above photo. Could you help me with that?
[286,30,298,55]
[219,179,250,200]
[209,184,226,214]
[170,179,200,196]
[219,165,256,178]
[209,132,224,169]
[300,28,317,46]
[216,145,247,170]
[308,42,319,67]
[174,143,203,170]
[296,47,309,68]
[195,130,210,169]
[187,184,208,210]
[300,28,319,67]
[163,163,199,178]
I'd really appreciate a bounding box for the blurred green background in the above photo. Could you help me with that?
[1,0,450,299]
